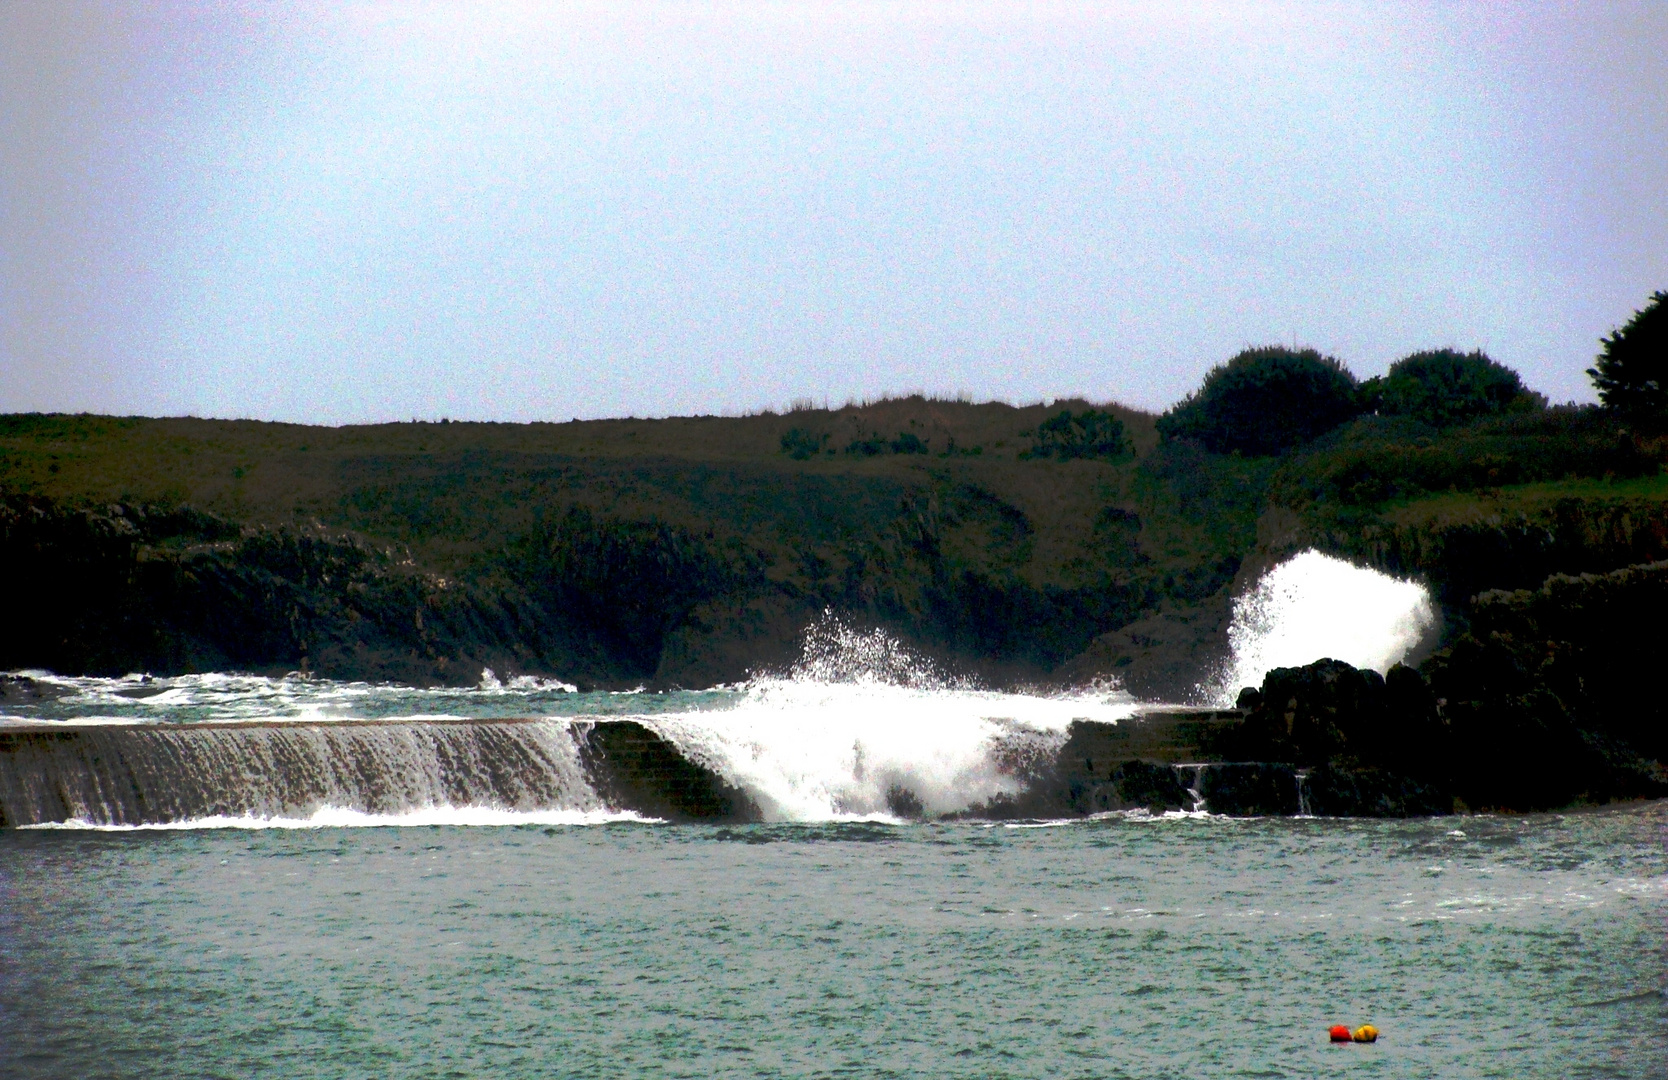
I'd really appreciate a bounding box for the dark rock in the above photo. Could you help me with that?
[1108,760,1193,813]
[1235,686,1262,710]
[884,785,925,819]
[955,716,1218,819]
[1304,764,1451,817]
[575,720,762,823]
[1197,763,1302,816]
[1226,658,1391,766]
[1418,559,1668,810]
[1040,717,1224,814]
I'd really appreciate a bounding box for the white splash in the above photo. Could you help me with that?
[1213,549,1436,703]
[639,613,1139,822]
[479,668,577,694]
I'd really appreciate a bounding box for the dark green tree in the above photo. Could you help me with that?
[1588,291,1668,418]
[1362,349,1543,428]
[1156,347,1362,456]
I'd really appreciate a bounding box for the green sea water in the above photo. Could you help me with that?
[2,806,1663,1079]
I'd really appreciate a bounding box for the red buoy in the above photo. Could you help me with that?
[1329,1025,1352,1042]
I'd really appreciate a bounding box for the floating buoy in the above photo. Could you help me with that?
[1353,1024,1379,1043]
[1329,1025,1352,1042]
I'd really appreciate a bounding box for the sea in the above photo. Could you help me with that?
[0,557,1663,1077]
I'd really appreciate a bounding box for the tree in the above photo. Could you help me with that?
[1363,349,1544,428]
[1156,347,1362,456]
[1588,291,1668,418]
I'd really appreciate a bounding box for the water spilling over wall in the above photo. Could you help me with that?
[1212,549,1436,703]
[0,720,600,827]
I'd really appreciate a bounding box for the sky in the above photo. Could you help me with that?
[2,2,1665,425]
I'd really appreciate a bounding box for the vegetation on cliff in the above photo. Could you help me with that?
[0,400,1207,688]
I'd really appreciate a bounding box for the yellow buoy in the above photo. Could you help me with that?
[1352,1024,1379,1043]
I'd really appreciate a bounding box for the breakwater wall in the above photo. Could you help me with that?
[0,710,1452,827]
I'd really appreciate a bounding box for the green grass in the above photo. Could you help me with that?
[1383,471,1668,526]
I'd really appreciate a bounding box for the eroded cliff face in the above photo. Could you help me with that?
[7,406,1668,716]
[0,491,1215,690]
[0,407,1269,690]
[0,495,573,686]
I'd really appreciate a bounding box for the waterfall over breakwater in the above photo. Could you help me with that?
[1213,549,1436,704]
[0,720,602,828]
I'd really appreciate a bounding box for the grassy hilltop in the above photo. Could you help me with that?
[4,333,1668,703]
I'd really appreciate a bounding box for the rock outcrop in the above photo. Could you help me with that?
[575,721,762,823]
[1217,555,1668,814]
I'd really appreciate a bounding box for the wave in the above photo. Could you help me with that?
[1210,549,1436,703]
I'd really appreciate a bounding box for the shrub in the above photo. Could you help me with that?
[844,432,928,456]
[889,432,928,455]
[1156,347,1362,456]
[779,428,828,460]
[1022,409,1130,460]
[1588,291,1668,419]
[1363,349,1544,428]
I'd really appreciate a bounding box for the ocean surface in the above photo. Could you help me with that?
[1,805,1664,1079]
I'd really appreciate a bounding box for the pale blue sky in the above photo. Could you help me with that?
[3,2,1665,423]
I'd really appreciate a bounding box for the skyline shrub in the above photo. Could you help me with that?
[1157,347,1362,456]
[779,428,827,460]
[1363,349,1544,428]
[845,432,929,456]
